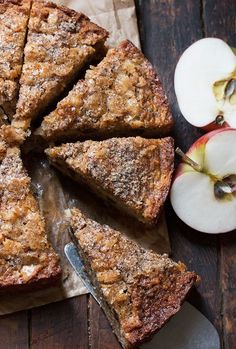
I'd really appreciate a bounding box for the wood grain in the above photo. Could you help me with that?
[0,1,235,348]
[203,0,236,45]
[0,311,29,349]
[30,296,88,349]
[135,0,222,331]
[135,0,203,150]
[89,297,121,349]
[220,233,236,349]
[203,1,236,347]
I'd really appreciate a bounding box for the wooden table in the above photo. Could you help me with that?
[1,1,236,348]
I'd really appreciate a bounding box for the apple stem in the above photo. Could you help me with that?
[175,147,203,172]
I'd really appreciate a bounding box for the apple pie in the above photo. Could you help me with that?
[46,137,174,224]
[37,40,173,142]
[12,0,108,133]
[0,0,31,119]
[0,146,61,291]
[69,208,197,349]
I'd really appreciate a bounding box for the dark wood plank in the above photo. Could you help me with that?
[135,0,222,331]
[89,296,121,349]
[202,0,236,349]
[220,233,236,349]
[135,0,203,150]
[0,311,29,349]
[30,296,88,349]
[166,207,221,329]
[203,0,236,45]
[203,1,236,347]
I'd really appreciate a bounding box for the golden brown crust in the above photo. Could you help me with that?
[0,0,31,118]
[70,208,197,348]
[46,137,174,224]
[37,40,173,142]
[0,146,61,291]
[0,110,25,161]
[13,0,108,131]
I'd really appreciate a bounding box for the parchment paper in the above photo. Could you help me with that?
[53,0,140,47]
[0,0,170,315]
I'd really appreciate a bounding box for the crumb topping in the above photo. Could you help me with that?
[0,146,61,288]
[14,0,108,129]
[71,209,197,345]
[46,137,174,223]
[0,0,31,118]
[38,40,173,141]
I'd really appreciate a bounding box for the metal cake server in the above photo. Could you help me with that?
[64,242,220,349]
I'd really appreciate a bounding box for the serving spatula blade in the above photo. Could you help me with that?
[141,302,220,349]
[64,242,220,349]
[64,242,101,305]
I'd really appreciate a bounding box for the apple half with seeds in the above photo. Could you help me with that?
[175,38,236,130]
[170,129,236,234]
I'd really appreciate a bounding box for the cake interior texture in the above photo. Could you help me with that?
[36,40,173,142]
[0,146,61,291]
[45,136,174,225]
[0,0,32,119]
[69,208,197,349]
[12,0,108,134]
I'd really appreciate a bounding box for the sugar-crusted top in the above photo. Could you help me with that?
[70,208,197,346]
[0,146,61,289]
[13,0,108,130]
[46,136,174,224]
[0,0,31,118]
[38,40,173,142]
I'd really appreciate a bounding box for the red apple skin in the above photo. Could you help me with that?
[202,120,229,132]
[173,128,236,180]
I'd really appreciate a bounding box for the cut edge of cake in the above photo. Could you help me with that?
[68,208,198,349]
[0,0,32,119]
[36,39,173,143]
[0,145,61,292]
[12,0,109,135]
[45,137,174,225]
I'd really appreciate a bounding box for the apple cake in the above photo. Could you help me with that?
[0,146,61,291]
[36,40,173,142]
[68,208,197,349]
[46,137,174,224]
[12,0,108,133]
[0,0,31,119]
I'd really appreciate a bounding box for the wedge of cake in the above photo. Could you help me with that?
[0,0,31,119]
[46,137,174,224]
[68,208,197,349]
[0,146,61,291]
[37,40,173,142]
[12,0,108,133]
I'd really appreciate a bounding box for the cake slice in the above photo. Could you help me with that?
[0,146,61,291]
[12,0,108,133]
[46,137,174,224]
[0,0,31,119]
[37,40,173,142]
[69,208,197,349]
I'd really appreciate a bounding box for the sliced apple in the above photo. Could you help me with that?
[175,38,236,130]
[171,129,236,234]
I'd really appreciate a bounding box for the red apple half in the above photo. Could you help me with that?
[175,38,236,130]
[170,128,236,234]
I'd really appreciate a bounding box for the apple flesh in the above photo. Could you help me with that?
[175,38,236,130]
[170,129,236,234]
